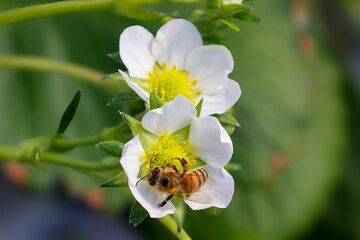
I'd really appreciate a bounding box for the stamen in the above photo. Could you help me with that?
[190,154,197,159]
[191,80,198,86]
[144,135,197,173]
[147,63,198,103]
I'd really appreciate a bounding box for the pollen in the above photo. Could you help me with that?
[148,63,201,103]
[144,134,196,173]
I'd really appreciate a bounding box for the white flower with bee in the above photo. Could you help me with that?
[118,19,241,116]
[120,95,235,218]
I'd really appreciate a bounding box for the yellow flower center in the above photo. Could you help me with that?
[144,135,196,173]
[148,63,200,103]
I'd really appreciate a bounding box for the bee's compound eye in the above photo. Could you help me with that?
[154,167,160,173]
[160,177,169,187]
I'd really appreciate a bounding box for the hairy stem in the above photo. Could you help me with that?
[0,146,120,171]
[0,0,115,25]
[0,55,120,91]
[52,135,102,149]
[159,215,192,240]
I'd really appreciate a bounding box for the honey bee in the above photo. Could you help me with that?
[136,158,212,207]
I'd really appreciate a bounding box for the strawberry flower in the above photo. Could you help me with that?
[120,96,235,218]
[118,19,241,116]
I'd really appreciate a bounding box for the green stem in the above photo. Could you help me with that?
[0,145,120,171]
[0,55,120,91]
[159,215,192,240]
[40,152,120,171]
[52,134,102,149]
[0,0,116,25]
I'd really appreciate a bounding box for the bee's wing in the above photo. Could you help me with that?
[176,175,216,204]
[184,191,212,204]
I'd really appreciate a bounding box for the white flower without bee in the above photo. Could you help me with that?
[118,19,241,116]
[120,96,235,218]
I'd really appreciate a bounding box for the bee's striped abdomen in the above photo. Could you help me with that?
[181,167,208,195]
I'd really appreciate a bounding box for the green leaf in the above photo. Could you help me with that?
[196,98,204,117]
[207,4,249,19]
[108,90,142,105]
[232,8,262,23]
[213,112,240,127]
[219,19,240,31]
[101,72,126,82]
[97,140,124,157]
[56,90,81,135]
[129,201,148,227]
[149,91,164,109]
[101,171,128,188]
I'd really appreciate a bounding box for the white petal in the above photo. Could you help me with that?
[189,116,233,168]
[120,135,145,186]
[129,180,176,218]
[184,166,234,210]
[118,69,149,102]
[151,19,202,69]
[200,79,241,116]
[142,95,196,137]
[119,26,155,79]
[185,45,234,94]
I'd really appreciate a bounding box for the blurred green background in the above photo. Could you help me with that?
[0,0,359,239]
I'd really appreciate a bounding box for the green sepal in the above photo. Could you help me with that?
[224,124,235,135]
[171,125,191,142]
[213,112,240,127]
[129,201,148,227]
[56,90,81,135]
[97,141,124,157]
[100,171,128,188]
[232,8,262,23]
[31,148,46,171]
[224,162,242,171]
[119,111,158,149]
[207,4,249,19]
[108,90,142,105]
[219,19,239,31]
[107,52,126,70]
[101,72,126,82]
[203,207,222,215]
[195,98,204,117]
[119,111,143,137]
[149,91,164,109]
[202,0,221,10]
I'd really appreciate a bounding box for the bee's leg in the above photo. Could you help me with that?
[172,158,190,176]
[166,162,179,173]
[158,194,174,208]
[171,164,178,172]
[180,158,190,177]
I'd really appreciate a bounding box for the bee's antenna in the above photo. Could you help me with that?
[136,175,148,186]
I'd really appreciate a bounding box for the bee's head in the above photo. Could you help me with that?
[148,167,161,186]
[159,177,170,187]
